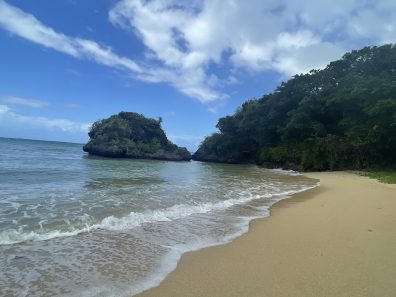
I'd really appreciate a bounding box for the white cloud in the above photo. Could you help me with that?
[1,0,395,104]
[0,104,90,133]
[1,96,50,108]
[0,104,11,114]
[347,1,396,44]
[0,1,78,56]
[0,0,141,73]
[109,0,346,78]
[272,42,346,77]
[110,0,396,86]
[0,0,220,102]
[167,133,204,151]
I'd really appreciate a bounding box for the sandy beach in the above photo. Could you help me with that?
[137,172,396,297]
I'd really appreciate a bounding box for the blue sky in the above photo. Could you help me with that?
[0,0,394,151]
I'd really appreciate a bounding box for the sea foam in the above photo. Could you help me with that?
[0,183,318,246]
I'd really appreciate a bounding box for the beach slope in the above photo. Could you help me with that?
[137,172,396,297]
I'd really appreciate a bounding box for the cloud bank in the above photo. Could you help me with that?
[109,0,396,92]
[0,0,219,102]
[0,104,90,133]
[1,0,395,103]
[1,96,50,108]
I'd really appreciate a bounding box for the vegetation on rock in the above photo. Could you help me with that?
[83,112,191,161]
[193,44,396,171]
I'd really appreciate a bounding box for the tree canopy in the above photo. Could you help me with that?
[193,44,396,171]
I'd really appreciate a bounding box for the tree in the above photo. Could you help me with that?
[193,44,396,170]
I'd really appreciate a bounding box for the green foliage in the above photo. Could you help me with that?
[83,112,191,161]
[193,44,396,170]
[361,168,396,184]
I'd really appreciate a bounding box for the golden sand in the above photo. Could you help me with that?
[137,172,396,297]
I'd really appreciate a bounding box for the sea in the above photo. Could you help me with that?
[0,137,318,296]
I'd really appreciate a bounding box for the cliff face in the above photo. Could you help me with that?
[83,112,191,161]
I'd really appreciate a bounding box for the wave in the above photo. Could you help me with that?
[269,168,302,176]
[76,182,320,297]
[0,183,319,245]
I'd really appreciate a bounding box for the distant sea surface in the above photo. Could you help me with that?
[0,137,318,296]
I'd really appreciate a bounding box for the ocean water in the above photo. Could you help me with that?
[0,137,318,296]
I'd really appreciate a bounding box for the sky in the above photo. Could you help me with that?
[0,0,395,151]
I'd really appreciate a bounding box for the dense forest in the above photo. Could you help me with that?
[83,112,191,161]
[193,44,396,171]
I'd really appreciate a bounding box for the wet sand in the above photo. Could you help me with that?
[137,172,396,297]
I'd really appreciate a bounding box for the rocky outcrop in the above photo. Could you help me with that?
[83,112,191,161]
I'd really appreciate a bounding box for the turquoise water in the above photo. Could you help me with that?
[0,137,318,296]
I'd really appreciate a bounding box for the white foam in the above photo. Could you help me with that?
[0,182,319,246]
[269,168,302,176]
[125,183,320,297]
[82,183,319,297]
[0,228,84,245]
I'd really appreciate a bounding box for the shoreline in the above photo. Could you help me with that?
[136,172,396,297]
